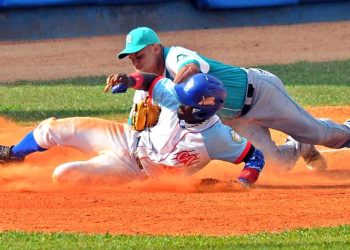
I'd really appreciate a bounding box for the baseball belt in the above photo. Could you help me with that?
[134,152,144,170]
[133,136,144,170]
[241,83,254,116]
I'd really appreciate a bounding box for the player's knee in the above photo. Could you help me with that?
[36,117,57,131]
[33,117,58,147]
[52,163,68,183]
[52,163,82,184]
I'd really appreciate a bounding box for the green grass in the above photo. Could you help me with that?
[0,60,349,247]
[0,225,349,249]
[1,60,349,123]
[259,60,350,86]
[0,76,135,123]
[286,85,348,106]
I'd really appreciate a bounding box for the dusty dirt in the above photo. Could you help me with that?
[0,21,349,236]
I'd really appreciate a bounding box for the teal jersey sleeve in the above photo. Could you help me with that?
[202,122,250,163]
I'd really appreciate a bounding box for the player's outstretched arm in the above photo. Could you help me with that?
[173,63,200,83]
[104,72,160,94]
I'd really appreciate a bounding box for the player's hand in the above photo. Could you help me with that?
[234,178,252,188]
[104,74,117,93]
[111,73,132,94]
[196,178,251,192]
[105,73,135,94]
[111,83,128,94]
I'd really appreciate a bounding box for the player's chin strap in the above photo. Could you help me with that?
[178,120,202,129]
[177,105,205,126]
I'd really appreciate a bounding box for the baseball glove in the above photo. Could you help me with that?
[128,97,161,131]
[104,74,116,93]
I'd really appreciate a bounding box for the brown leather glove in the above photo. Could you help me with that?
[104,73,135,93]
[128,97,161,131]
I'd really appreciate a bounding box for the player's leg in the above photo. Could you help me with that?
[237,68,349,170]
[52,150,146,184]
[245,68,350,148]
[33,117,137,153]
[1,117,137,164]
[226,120,299,171]
[1,131,46,163]
[343,119,350,147]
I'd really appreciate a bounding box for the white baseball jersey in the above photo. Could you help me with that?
[33,77,251,182]
[136,77,251,177]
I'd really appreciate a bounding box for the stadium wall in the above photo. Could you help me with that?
[0,0,349,41]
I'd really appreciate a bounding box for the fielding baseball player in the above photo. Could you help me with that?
[0,73,265,187]
[107,26,350,172]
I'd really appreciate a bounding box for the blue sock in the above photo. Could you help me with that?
[12,131,47,158]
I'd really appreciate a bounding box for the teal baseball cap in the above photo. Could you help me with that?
[117,27,161,59]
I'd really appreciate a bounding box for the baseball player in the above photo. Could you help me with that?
[0,73,265,188]
[107,26,350,172]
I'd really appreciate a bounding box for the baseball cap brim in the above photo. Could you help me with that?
[117,44,148,59]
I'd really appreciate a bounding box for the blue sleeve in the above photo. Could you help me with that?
[202,122,249,163]
[151,78,180,110]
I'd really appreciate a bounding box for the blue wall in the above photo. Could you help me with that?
[0,0,341,8]
[0,0,169,8]
[0,0,350,41]
[195,0,299,9]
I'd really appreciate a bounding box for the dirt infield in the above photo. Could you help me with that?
[0,22,349,236]
[1,21,350,83]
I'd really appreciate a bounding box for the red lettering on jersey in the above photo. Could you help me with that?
[174,150,199,167]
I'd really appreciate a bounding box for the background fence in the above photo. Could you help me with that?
[0,0,349,41]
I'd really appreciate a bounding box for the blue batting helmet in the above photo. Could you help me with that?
[175,73,227,122]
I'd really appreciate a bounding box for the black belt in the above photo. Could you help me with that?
[241,84,254,116]
[134,136,144,170]
[134,153,144,170]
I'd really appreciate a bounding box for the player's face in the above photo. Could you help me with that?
[177,105,205,124]
[128,45,160,74]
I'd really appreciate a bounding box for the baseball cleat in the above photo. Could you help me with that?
[344,119,350,147]
[286,137,327,172]
[235,178,252,188]
[344,119,350,128]
[0,145,24,164]
[303,145,327,172]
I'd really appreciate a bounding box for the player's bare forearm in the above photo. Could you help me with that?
[173,63,200,83]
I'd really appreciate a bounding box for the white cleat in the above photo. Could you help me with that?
[344,119,350,147]
[344,119,350,128]
[286,136,327,172]
[303,145,327,172]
